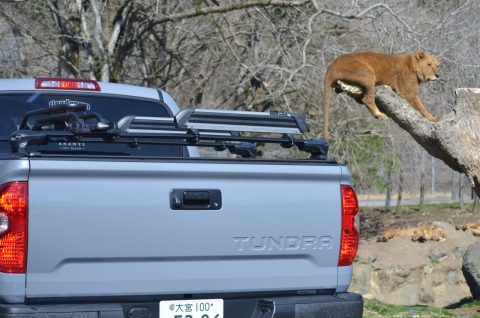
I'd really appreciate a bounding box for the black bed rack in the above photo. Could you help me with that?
[9,104,329,159]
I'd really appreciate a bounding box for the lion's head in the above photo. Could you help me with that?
[413,50,440,82]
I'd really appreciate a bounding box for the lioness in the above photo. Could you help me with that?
[322,50,440,139]
[455,222,480,236]
[377,224,447,243]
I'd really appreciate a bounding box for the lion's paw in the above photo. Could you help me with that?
[375,112,388,120]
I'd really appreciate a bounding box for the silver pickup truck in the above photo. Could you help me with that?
[0,78,362,318]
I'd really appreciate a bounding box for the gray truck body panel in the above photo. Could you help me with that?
[24,158,344,299]
[0,79,361,318]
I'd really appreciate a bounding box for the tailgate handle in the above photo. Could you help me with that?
[170,189,222,210]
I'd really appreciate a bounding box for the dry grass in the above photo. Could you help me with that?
[364,299,480,318]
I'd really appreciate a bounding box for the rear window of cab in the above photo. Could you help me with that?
[0,92,184,157]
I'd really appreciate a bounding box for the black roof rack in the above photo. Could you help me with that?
[9,105,329,160]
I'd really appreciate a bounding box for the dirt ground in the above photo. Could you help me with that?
[359,202,480,242]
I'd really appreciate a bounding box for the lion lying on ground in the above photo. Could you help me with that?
[455,223,480,236]
[377,224,447,243]
[322,50,440,139]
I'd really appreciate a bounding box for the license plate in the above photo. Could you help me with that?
[159,299,223,318]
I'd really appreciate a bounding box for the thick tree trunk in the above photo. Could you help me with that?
[473,194,478,214]
[375,86,480,197]
[385,170,392,212]
[420,166,425,208]
[395,168,404,213]
[459,172,465,209]
[451,170,457,201]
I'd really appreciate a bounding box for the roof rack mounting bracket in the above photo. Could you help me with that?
[280,134,295,148]
[296,139,330,160]
[186,129,200,144]
[226,142,256,158]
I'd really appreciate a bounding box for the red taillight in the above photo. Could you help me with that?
[339,185,359,266]
[0,182,28,273]
[35,77,100,91]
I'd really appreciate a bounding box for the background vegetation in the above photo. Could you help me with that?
[1,0,479,203]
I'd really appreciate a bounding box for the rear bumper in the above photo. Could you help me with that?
[0,293,363,318]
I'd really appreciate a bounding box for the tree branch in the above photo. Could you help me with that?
[129,0,310,48]
[374,85,480,196]
[76,0,95,79]
[157,0,310,22]
[90,0,108,80]
[0,7,80,76]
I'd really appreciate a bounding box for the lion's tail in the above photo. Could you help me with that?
[322,69,333,140]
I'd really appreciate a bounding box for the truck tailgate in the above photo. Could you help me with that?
[26,159,342,299]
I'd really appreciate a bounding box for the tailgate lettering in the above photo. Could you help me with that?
[233,236,332,251]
